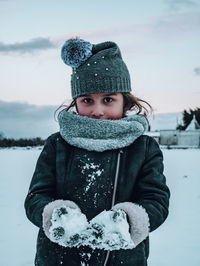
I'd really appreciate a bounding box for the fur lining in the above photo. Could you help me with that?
[112,202,150,247]
[42,200,80,238]
[58,111,148,152]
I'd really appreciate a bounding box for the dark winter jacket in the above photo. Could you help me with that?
[24,131,170,266]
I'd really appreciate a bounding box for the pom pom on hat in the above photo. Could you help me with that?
[61,38,93,68]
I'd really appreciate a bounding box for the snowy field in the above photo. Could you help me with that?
[0,148,200,266]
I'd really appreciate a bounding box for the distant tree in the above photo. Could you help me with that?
[195,108,200,125]
[176,108,200,130]
[0,131,5,139]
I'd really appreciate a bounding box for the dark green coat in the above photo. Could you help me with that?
[24,132,170,266]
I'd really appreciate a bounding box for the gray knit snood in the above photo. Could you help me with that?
[58,111,148,152]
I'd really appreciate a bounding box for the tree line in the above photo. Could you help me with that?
[0,137,45,148]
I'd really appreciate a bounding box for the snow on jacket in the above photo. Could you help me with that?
[24,113,170,266]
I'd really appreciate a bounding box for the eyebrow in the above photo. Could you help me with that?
[104,93,117,96]
[81,93,117,97]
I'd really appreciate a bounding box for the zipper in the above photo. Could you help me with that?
[103,149,123,266]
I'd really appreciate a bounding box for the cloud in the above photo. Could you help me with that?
[152,11,200,37]
[0,37,57,54]
[53,11,200,47]
[194,67,200,75]
[1,10,199,56]
[0,100,59,138]
[164,0,199,11]
[0,100,57,119]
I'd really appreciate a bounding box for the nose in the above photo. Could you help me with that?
[91,104,104,118]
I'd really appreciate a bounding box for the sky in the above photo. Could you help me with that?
[0,0,200,114]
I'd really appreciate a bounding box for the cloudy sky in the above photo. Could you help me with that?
[0,0,200,114]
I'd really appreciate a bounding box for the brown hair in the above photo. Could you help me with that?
[54,92,153,121]
[122,92,153,118]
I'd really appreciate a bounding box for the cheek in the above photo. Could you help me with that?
[78,109,89,116]
[76,102,90,116]
[108,104,124,119]
[111,112,123,119]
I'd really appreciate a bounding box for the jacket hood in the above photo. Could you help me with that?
[58,111,148,152]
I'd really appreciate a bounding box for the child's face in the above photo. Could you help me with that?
[76,93,124,120]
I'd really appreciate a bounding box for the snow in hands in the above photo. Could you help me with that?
[87,209,135,250]
[49,207,88,247]
[49,206,135,250]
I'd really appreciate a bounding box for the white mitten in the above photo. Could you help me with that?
[42,200,82,239]
[49,206,89,247]
[112,202,150,247]
[84,209,135,250]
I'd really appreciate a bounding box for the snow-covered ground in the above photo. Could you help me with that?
[0,148,200,266]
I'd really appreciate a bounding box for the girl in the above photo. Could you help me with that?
[25,38,170,266]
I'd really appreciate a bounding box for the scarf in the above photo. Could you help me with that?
[58,111,148,152]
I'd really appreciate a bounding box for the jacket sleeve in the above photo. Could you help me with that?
[134,136,170,232]
[24,134,57,228]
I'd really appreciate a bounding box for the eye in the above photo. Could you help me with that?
[104,97,113,103]
[82,98,93,103]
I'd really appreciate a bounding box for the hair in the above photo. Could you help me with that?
[122,92,153,117]
[54,92,153,122]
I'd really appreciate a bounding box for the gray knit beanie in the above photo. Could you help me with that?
[61,38,131,99]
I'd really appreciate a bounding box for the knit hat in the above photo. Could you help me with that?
[61,38,131,99]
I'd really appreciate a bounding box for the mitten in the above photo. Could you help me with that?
[112,202,150,247]
[85,209,135,250]
[42,199,80,239]
[49,205,88,247]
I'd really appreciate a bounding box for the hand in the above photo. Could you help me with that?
[84,209,134,250]
[112,202,149,247]
[42,199,83,240]
[49,205,88,247]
